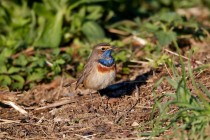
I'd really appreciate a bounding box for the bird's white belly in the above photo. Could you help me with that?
[84,69,115,90]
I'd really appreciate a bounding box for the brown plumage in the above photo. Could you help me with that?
[75,43,116,90]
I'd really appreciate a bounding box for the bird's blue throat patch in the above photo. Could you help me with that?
[98,50,115,67]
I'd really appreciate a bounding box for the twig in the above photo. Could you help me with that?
[136,105,153,109]
[164,49,203,65]
[11,47,34,59]
[130,60,149,65]
[35,100,75,110]
[1,101,28,116]
[115,86,140,124]
[45,60,53,67]
[0,135,20,140]
[0,92,28,115]
[133,35,148,45]
[108,28,129,35]
[0,119,20,124]
[164,63,173,78]
[54,76,64,100]
[75,134,93,140]
[115,99,139,123]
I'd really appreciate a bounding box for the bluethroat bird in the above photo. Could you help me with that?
[75,43,116,90]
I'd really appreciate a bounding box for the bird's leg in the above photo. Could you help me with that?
[89,89,98,95]
[100,94,109,110]
[88,89,93,103]
[88,89,97,107]
[89,89,97,98]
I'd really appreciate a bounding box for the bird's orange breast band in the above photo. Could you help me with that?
[97,64,116,73]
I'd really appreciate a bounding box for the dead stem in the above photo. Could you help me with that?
[164,49,203,65]
[35,99,75,110]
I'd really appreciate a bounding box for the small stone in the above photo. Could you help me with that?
[132,121,139,127]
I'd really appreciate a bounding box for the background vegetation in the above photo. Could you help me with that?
[0,0,210,139]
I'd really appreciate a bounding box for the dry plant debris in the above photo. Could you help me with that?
[1,43,210,139]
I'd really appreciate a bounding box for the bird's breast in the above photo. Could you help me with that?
[83,63,116,90]
[97,63,116,73]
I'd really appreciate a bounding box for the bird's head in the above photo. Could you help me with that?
[91,43,113,59]
[90,43,115,66]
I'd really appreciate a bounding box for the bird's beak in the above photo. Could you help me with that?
[103,49,113,57]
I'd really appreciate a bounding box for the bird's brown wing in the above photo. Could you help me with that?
[75,61,93,90]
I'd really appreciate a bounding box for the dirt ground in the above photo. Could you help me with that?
[0,40,210,139]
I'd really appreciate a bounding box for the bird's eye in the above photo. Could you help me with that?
[101,47,106,51]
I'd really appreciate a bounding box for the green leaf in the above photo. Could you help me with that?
[8,67,21,74]
[0,75,12,86]
[166,76,178,89]
[114,51,127,62]
[0,48,13,62]
[53,65,61,74]
[86,6,103,20]
[143,22,160,33]
[34,10,64,48]
[154,12,182,23]
[11,75,25,89]
[0,65,7,74]
[26,69,45,82]
[77,62,84,72]
[52,48,61,56]
[33,2,53,18]
[155,31,177,46]
[13,54,28,66]
[55,59,65,65]
[82,21,105,41]
[122,67,130,74]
